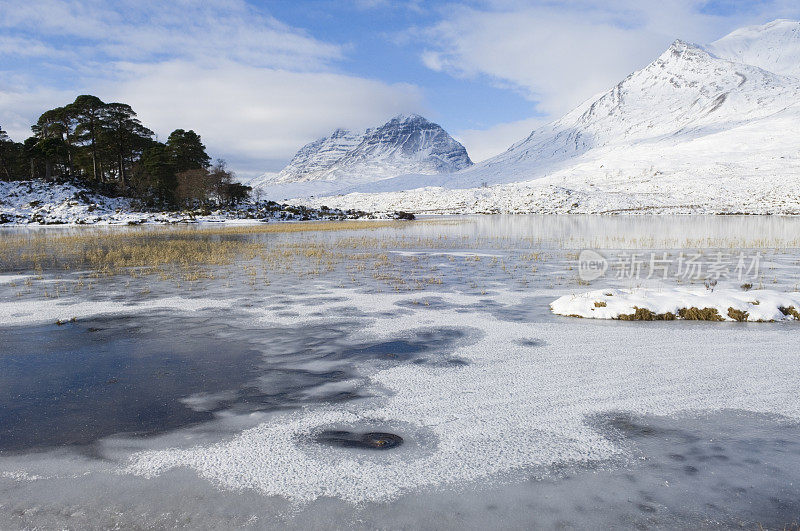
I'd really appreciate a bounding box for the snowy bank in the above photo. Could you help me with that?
[0,180,389,225]
[551,287,800,322]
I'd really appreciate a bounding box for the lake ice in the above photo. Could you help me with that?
[1,215,799,529]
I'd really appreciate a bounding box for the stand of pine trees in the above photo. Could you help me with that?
[0,96,250,209]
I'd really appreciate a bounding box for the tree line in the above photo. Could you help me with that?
[0,96,249,209]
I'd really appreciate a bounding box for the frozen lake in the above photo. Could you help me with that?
[0,215,799,529]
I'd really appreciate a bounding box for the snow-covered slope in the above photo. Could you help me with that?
[706,19,800,78]
[274,128,365,184]
[255,114,472,199]
[295,20,800,215]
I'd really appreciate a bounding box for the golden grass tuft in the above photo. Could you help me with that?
[617,307,676,321]
[727,307,750,322]
[617,306,734,321]
[677,307,724,321]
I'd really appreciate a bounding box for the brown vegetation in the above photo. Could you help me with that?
[726,307,750,322]
[779,306,800,320]
[617,307,677,321]
[677,307,724,321]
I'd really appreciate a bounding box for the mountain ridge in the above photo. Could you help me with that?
[253,114,472,198]
[260,19,800,215]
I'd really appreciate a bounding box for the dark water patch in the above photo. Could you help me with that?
[0,313,267,452]
[0,317,371,452]
[315,430,404,450]
[0,314,480,452]
[334,327,478,366]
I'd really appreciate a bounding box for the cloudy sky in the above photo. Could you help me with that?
[2,0,799,178]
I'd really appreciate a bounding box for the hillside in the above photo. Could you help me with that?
[295,20,800,214]
[252,114,472,199]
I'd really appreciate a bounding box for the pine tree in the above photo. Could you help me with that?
[70,95,106,182]
[0,125,15,180]
[166,129,211,172]
[31,107,74,180]
[137,143,178,205]
[99,103,154,189]
[8,97,229,208]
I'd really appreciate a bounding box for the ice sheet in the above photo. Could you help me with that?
[124,287,800,504]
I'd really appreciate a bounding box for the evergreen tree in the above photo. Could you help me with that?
[136,143,178,205]
[0,126,20,181]
[22,137,40,180]
[99,103,154,189]
[166,129,211,172]
[6,96,232,208]
[70,95,106,182]
[31,107,74,180]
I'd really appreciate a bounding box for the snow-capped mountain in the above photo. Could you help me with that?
[455,36,800,186]
[254,114,472,198]
[298,20,800,215]
[273,128,365,184]
[706,19,800,78]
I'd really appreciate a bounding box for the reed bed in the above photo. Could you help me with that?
[1,220,795,299]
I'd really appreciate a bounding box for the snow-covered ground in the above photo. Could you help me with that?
[0,180,141,225]
[0,180,380,225]
[551,287,800,321]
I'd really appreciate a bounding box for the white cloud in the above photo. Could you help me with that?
[107,61,425,175]
[423,0,800,160]
[0,86,77,141]
[0,0,343,70]
[0,0,425,176]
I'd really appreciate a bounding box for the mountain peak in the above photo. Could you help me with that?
[456,19,800,190]
[661,39,711,60]
[258,114,472,195]
[388,113,428,124]
[707,19,800,77]
[330,128,353,137]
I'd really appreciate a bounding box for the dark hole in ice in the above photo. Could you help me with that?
[315,430,404,450]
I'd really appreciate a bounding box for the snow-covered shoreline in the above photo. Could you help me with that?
[0,180,388,226]
[4,178,799,228]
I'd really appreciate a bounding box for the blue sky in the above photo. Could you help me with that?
[1,0,799,177]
